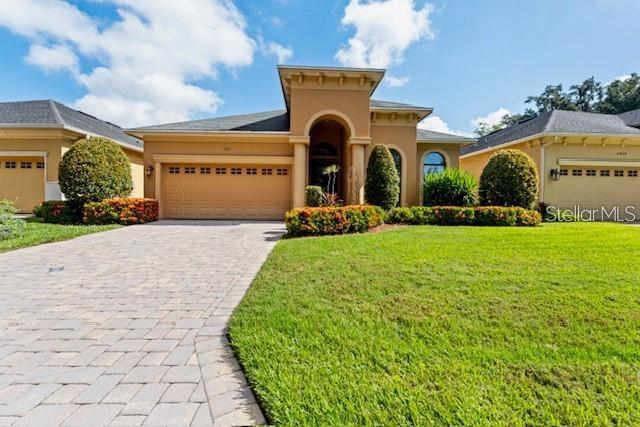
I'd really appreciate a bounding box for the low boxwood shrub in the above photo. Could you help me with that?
[423,168,478,207]
[0,199,25,241]
[305,186,323,207]
[387,206,541,227]
[285,205,385,237]
[83,198,159,225]
[34,201,78,224]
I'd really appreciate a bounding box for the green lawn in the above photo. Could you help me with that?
[229,223,640,426]
[0,219,120,253]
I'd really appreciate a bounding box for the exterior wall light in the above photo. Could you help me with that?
[550,168,560,181]
[145,165,154,177]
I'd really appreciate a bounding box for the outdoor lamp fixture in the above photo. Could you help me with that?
[550,168,560,181]
[145,165,154,177]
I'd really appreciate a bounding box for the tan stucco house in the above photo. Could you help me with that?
[0,100,144,212]
[129,65,474,220]
[460,109,640,214]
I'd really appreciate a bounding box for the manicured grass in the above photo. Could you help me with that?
[229,223,640,426]
[0,218,120,253]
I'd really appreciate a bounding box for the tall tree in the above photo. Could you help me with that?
[525,84,577,112]
[570,77,604,112]
[473,73,640,137]
[474,109,537,137]
[596,74,640,114]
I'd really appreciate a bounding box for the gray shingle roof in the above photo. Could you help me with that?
[0,100,142,150]
[462,109,640,155]
[371,99,430,110]
[417,128,475,142]
[130,110,290,132]
[619,108,640,128]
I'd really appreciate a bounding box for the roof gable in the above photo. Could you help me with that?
[0,100,142,150]
[619,108,640,128]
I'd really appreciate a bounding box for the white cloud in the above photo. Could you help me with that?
[335,0,435,68]
[26,43,78,73]
[419,115,472,137]
[385,75,409,87]
[0,0,273,127]
[611,74,631,83]
[265,41,293,64]
[470,107,511,128]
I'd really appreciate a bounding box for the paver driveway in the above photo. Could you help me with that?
[0,221,285,426]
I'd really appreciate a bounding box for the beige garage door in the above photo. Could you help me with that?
[551,167,640,212]
[0,157,45,213]
[162,164,292,220]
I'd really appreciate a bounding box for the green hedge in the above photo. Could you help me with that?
[285,205,385,237]
[36,198,159,225]
[83,198,158,225]
[387,206,541,227]
[34,201,78,224]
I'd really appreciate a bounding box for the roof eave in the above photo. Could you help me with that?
[0,123,143,152]
[460,131,640,159]
[126,129,291,138]
[417,138,475,145]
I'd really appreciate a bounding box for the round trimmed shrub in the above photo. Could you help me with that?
[479,149,539,208]
[305,185,323,207]
[423,168,478,207]
[365,145,400,210]
[59,138,133,207]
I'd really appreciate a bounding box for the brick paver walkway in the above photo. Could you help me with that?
[0,221,284,426]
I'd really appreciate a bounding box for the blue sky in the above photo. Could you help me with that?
[0,0,639,134]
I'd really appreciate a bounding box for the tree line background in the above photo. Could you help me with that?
[475,73,640,136]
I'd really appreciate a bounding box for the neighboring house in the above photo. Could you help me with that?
[0,100,144,213]
[460,109,640,213]
[128,65,475,220]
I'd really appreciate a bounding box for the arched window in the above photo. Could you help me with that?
[310,142,338,158]
[389,148,402,204]
[423,152,446,176]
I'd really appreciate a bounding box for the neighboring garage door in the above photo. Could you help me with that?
[0,157,45,213]
[163,164,291,219]
[552,166,640,212]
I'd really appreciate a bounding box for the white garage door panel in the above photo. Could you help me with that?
[163,164,291,220]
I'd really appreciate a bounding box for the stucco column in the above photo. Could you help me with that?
[154,161,162,218]
[290,137,309,208]
[349,137,371,204]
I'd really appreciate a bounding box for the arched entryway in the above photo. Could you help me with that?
[308,119,349,202]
